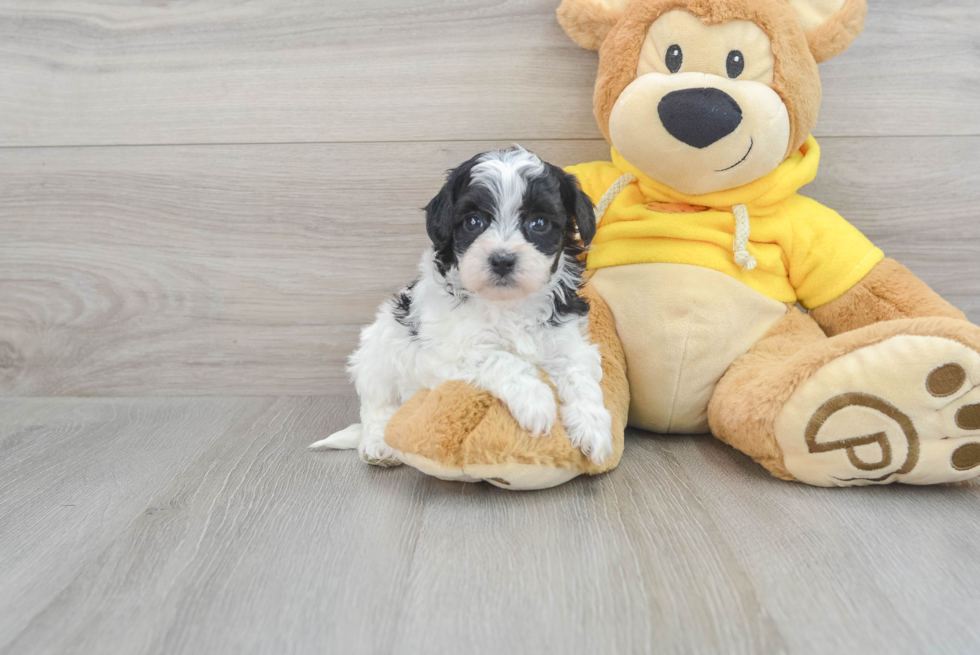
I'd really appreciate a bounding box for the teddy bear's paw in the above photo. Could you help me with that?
[562,403,614,464]
[358,435,403,468]
[504,379,558,438]
[775,335,980,486]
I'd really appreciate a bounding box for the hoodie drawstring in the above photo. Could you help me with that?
[594,174,636,224]
[594,177,757,272]
[732,204,757,271]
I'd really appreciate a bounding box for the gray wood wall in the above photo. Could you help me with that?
[1,0,978,396]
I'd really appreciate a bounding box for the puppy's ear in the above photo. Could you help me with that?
[788,0,867,63]
[424,182,454,247]
[425,155,478,247]
[553,165,597,245]
[556,0,626,51]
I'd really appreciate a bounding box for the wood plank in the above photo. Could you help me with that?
[2,397,978,654]
[2,137,978,397]
[0,0,977,148]
[664,434,980,654]
[0,396,273,650]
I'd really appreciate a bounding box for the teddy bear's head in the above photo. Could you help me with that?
[558,0,866,195]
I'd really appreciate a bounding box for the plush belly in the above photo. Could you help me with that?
[590,263,787,434]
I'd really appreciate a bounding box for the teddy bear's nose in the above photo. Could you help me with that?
[658,88,743,149]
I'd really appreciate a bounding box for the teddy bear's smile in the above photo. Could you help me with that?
[716,137,754,172]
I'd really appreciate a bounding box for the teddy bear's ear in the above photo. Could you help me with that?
[787,0,868,63]
[556,0,628,51]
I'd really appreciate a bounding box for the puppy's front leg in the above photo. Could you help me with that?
[357,403,402,467]
[348,319,406,468]
[464,351,558,437]
[544,336,613,465]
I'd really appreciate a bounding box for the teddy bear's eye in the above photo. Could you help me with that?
[665,44,683,74]
[726,50,745,78]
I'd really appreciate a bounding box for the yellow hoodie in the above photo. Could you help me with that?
[566,137,883,309]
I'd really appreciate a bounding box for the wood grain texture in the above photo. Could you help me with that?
[2,137,978,397]
[0,0,977,148]
[0,396,274,650]
[806,137,980,317]
[1,396,978,655]
[673,436,980,654]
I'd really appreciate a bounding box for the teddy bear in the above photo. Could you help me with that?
[383,0,980,489]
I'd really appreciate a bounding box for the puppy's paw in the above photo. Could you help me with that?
[506,380,558,438]
[563,403,614,465]
[358,436,403,468]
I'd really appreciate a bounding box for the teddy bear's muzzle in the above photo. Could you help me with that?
[657,87,743,149]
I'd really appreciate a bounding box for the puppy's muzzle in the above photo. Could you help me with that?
[489,251,517,278]
[658,88,743,149]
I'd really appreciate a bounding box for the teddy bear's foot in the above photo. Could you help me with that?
[776,334,980,486]
[381,282,630,491]
[383,381,620,490]
[400,450,583,490]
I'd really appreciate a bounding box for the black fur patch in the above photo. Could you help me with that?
[548,242,590,326]
[549,162,597,246]
[519,173,567,258]
[391,279,419,337]
[425,154,483,277]
[432,241,456,279]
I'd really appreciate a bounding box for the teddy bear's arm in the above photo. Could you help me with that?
[808,258,968,337]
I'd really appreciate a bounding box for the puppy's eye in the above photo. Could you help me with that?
[726,50,745,79]
[527,218,551,233]
[665,44,683,74]
[464,216,487,232]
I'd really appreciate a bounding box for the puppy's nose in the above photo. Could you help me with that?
[489,252,517,276]
[658,88,743,149]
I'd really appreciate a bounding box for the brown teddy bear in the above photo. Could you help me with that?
[385,0,980,489]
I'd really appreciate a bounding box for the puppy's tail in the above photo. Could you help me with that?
[308,423,363,450]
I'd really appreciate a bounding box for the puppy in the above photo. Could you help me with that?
[309,147,613,466]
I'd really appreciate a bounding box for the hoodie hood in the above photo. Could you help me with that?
[610,135,820,216]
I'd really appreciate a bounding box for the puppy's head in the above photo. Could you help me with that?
[425,147,595,302]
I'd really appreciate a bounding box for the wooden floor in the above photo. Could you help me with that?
[1,396,979,655]
[3,0,980,653]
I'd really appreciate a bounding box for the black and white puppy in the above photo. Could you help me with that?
[309,147,613,466]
